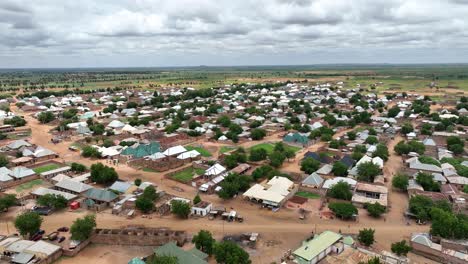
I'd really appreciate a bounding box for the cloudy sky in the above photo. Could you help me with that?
[1,0,468,68]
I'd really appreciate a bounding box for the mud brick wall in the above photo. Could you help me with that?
[92,228,187,246]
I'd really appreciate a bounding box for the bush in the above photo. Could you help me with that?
[71,162,87,172]
[38,112,55,123]
[4,116,27,127]
[418,156,440,167]
[328,202,358,219]
[0,154,9,167]
[327,182,352,200]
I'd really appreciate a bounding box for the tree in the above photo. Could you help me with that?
[365,136,378,145]
[14,212,42,238]
[90,163,118,184]
[328,202,358,219]
[416,172,440,192]
[217,115,231,127]
[366,202,386,218]
[102,139,114,147]
[392,173,409,191]
[0,194,17,211]
[250,128,266,140]
[358,228,375,247]
[136,197,154,213]
[332,161,348,176]
[269,151,286,168]
[38,111,55,123]
[214,241,251,264]
[37,194,67,209]
[347,131,357,140]
[447,136,464,155]
[327,182,352,200]
[142,185,158,201]
[171,200,191,219]
[359,257,382,264]
[430,207,468,239]
[300,157,321,174]
[192,230,215,255]
[218,174,252,200]
[134,178,142,186]
[373,144,389,161]
[394,141,411,155]
[4,116,27,127]
[70,214,96,241]
[401,123,414,135]
[409,195,433,221]
[357,162,381,182]
[71,162,87,172]
[387,106,400,118]
[391,240,412,256]
[81,146,101,158]
[249,148,267,162]
[193,194,201,205]
[0,154,8,167]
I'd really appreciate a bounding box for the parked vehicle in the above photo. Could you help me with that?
[31,234,42,241]
[57,227,69,232]
[58,236,66,243]
[47,232,59,241]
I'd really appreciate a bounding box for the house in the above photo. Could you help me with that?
[0,238,62,264]
[121,141,161,158]
[284,132,310,147]
[243,176,296,208]
[55,179,92,195]
[322,177,357,190]
[292,231,344,264]
[191,201,212,217]
[302,173,324,188]
[152,242,208,264]
[40,166,71,179]
[204,163,227,178]
[84,188,118,208]
[411,233,468,264]
[352,183,388,207]
[109,181,133,193]
[31,187,77,201]
[5,140,31,150]
[162,145,187,156]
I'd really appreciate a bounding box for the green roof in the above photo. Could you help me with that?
[154,242,207,264]
[121,142,161,158]
[284,132,309,144]
[85,188,118,202]
[128,258,145,264]
[342,236,354,246]
[293,231,342,262]
[187,248,208,260]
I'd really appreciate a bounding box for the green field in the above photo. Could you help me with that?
[219,146,236,154]
[32,164,61,174]
[171,167,206,183]
[142,168,158,173]
[295,191,321,199]
[15,179,43,192]
[185,146,212,157]
[249,143,301,155]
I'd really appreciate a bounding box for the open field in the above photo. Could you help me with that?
[185,145,212,157]
[15,179,43,192]
[170,167,205,182]
[249,142,301,155]
[32,164,61,174]
[295,191,321,199]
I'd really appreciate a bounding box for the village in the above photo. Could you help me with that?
[0,80,466,264]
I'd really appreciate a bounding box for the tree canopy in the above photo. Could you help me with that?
[70,214,96,241]
[171,200,191,219]
[358,228,375,247]
[192,230,215,255]
[328,202,358,219]
[214,241,251,264]
[90,163,118,184]
[15,212,42,238]
[357,162,381,182]
[300,157,321,174]
[327,181,352,200]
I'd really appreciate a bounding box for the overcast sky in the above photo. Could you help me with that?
[1,0,468,68]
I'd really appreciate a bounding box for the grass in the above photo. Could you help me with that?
[15,179,43,192]
[249,143,301,155]
[295,191,321,199]
[220,146,236,154]
[171,167,206,183]
[142,168,158,173]
[185,146,212,157]
[32,164,61,174]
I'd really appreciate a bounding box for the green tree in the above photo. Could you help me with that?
[401,123,414,135]
[392,173,409,191]
[416,172,440,192]
[391,240,412,256]
[430,207,468,239]
[71,162,87,172]
[4,116,27,127]
[90,163,118,184]
[218,174,252,200]
[70,214,96,241]
[357,162,381,182]
[136,197,154,213]
[328,202,358,219]
[217,115,231,127]
[250,128,266,140]
[409,195,433,221]
[365,136,378,145]
[38,111,55,123]
[269,151,286,168]
[373,144,389,161]
[358,228,375,247]
[0,154,9,167]
[192,230,215,255]
[37,194,67,209]
[249,148,267,162]
[347,131,357,140]
[300,157,321,174]
[14,212,42,238]
[327,182,352,200]
[147,255,178,264]
[387,106,400,118]
[394,141,411,155]
[134,178,142,186]
[366,202,386,218]
[171,200,191,219]
[214,241,251,264]
[332,161,348,176]
[193,194,201,205]
[142,185,158,201]
[81,146,101,158]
